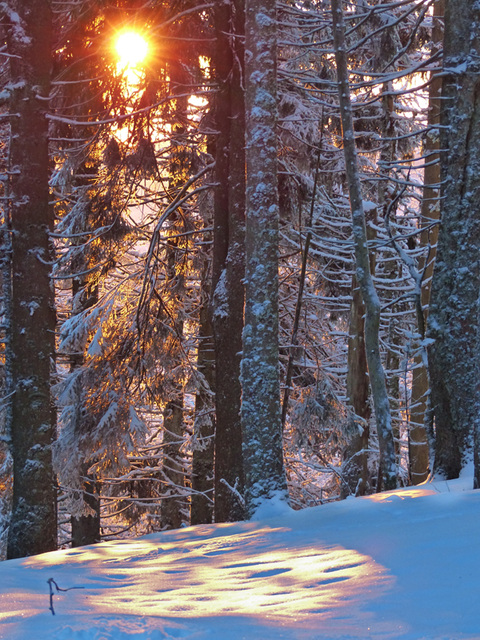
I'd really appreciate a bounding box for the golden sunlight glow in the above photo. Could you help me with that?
[17,526,392,631]
[368,486,437,503]
[115,31,149,68]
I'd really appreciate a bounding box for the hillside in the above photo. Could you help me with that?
[1,476,478,640]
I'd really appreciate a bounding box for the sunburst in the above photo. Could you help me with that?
[115,31,149,68]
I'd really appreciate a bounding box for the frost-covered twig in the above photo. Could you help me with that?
[219,478,245,509]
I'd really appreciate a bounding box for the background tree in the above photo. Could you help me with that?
[332,0,398,491]
[409,0,444,483]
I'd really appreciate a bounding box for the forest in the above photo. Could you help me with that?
[0,0,478,561]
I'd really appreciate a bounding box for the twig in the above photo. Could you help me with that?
[219,478,245,508]
[47,577,85,616]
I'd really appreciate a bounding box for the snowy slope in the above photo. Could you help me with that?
[1,478,479,640]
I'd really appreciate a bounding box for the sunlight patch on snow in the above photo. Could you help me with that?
[5,487,480,638]
[367,487,438,503]
[20,525,391,625]
[0,592,38,623]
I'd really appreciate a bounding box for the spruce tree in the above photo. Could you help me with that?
[4,0,57,558]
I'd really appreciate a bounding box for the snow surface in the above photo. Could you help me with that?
[1,476,479,640]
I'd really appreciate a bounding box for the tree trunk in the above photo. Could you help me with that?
[344,204,377,496]
[332,0,397,492]
[160,59,192,530]
[69,277,101,547]
[241,0,289,517]
[428,0,480,482]
[378,88,402,463]
[161,401,186,529]
[343,276,371,497]
[71,463,100,547]
[212,0,246,522]
[191,276,215,524]
[160,239,187,531]
[409,0,444,485]
[5,0,57,558]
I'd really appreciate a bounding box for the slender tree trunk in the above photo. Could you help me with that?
[160,235,187,531]
[70,278,100,547]
[5,0,57,558]
[161,400,186,529]
[428,0,480,482]
[160,60,193,529]
[191,272,215,524]
[1,117,13,559]
[409,0,443,484]
[343,276,371,497]
[344,204,377,496]
[378,87,402,462]
[241,0,288,517]
[332,0,397,492]
[212,0,246,522]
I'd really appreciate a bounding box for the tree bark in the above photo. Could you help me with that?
[241,0,288,517]
[332,0,397,492]
[71,463,100,548]
[191,276,215,525]
[212,0,246,522]
[344,194,377,497]
[343,276,371,497]
[5,0,57,558]
[428,0,480,482]
[161,400,186,529]
[160,58,192,530]
[409,0,444,485]
[70,277,100,546]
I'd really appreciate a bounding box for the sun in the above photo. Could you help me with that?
[115,31,149,68]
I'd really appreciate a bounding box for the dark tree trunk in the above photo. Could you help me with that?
[191,280,215,525]
[428,0,480,481]
[160,238,187,531]
[5,0,57,558]
[69,278,101,547]
[71,463,100,547]
[211,0,246,522]
[160,59,193,530]
[161,401,186,529]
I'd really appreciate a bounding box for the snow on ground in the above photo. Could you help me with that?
[1,476,479,640]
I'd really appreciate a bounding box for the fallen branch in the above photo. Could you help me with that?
[47,577,85,616]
